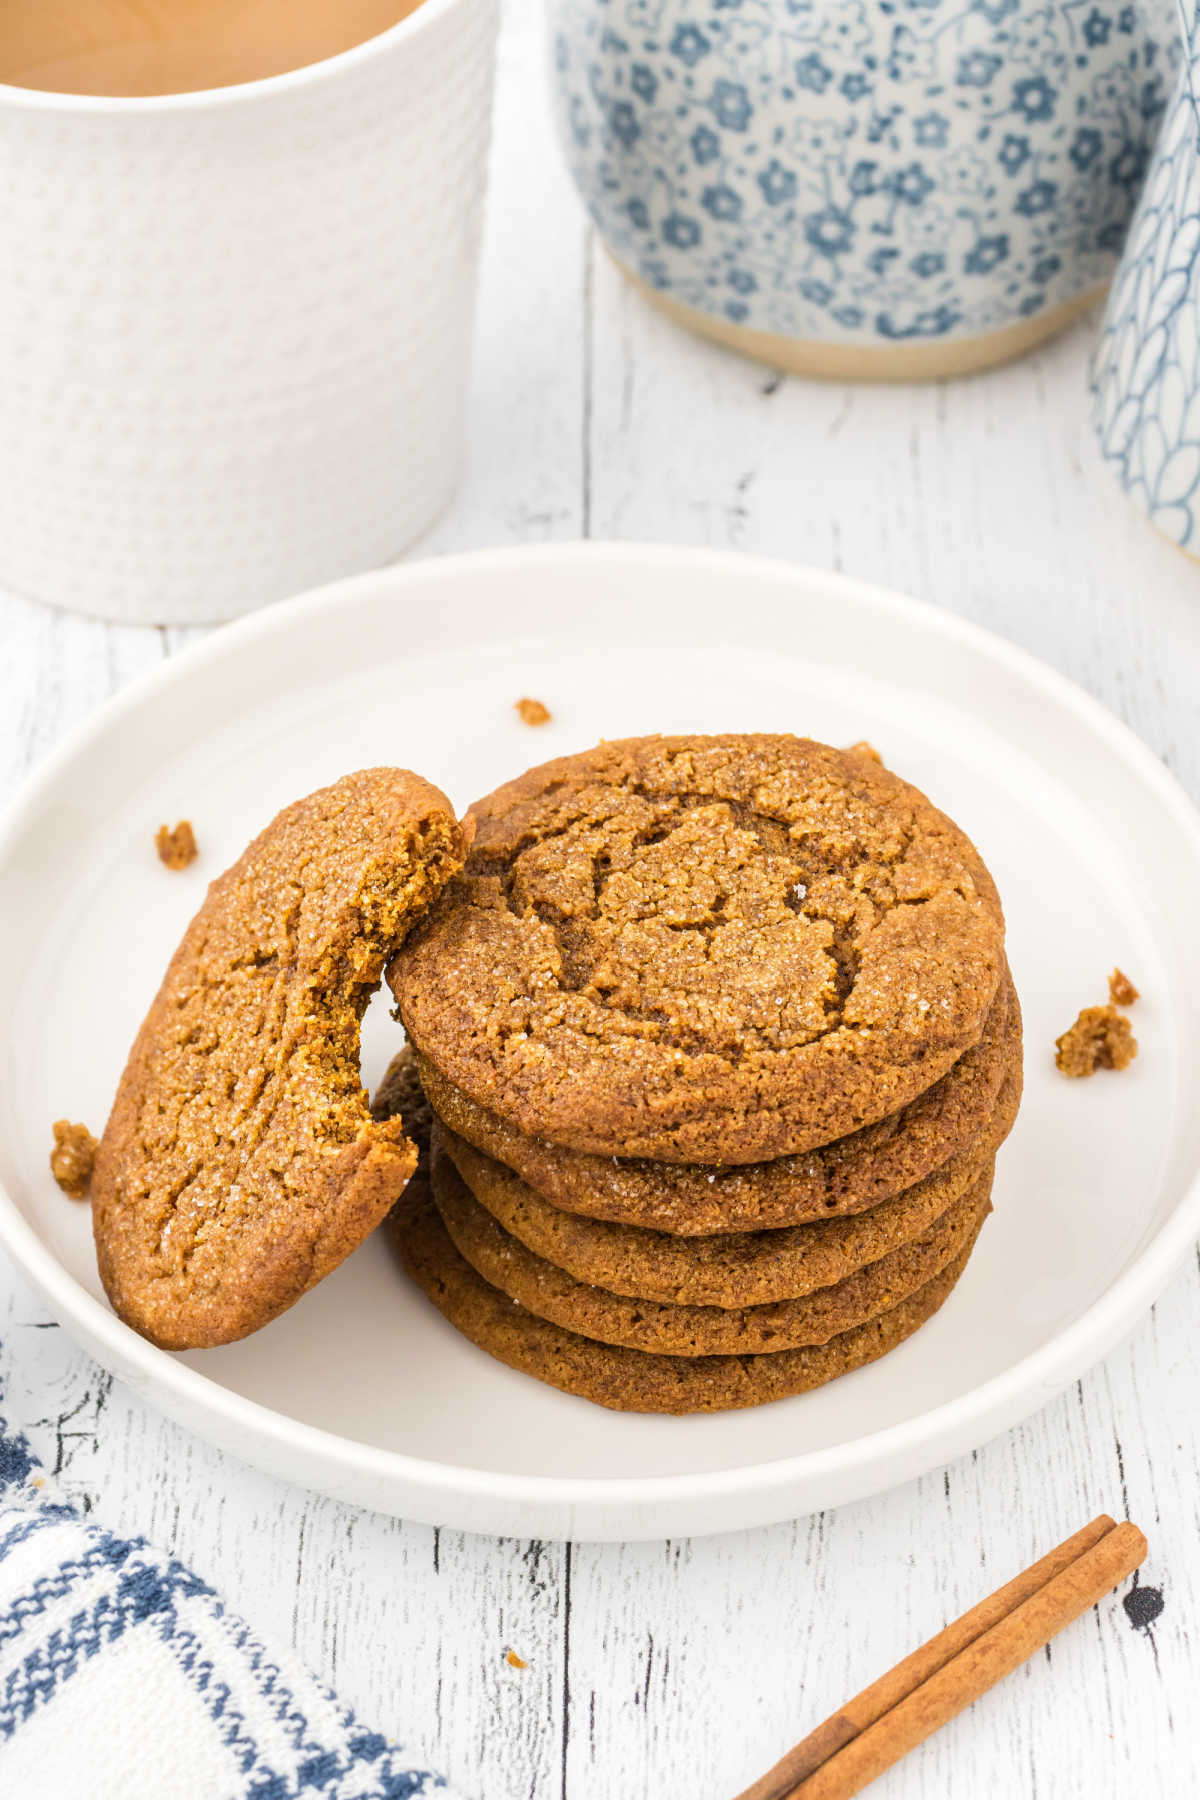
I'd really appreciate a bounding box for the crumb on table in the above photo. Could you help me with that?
[156,820,198,870]
[505,1649,528,1669]
[515,697,552,727]
[844,740,882,763]
[1055,1005,1138,1078]
[1109,967,1140,1007]
[50,1119,98,1198]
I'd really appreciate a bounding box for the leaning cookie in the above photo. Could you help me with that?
[93,769,470,1349]
[393,1187,983,1414]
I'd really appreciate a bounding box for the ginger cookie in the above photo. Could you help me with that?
[418,972,1020,1233]
[93,769,470,1350]
[432,1068,1019,1308]
[372,1042,434,1205]
[372,1041,433,1146]
[390,735,1006,1163]
[392,1188,984,1414]
[431,1144,991,1356]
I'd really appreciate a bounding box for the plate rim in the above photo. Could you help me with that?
[3,539,1199,1533]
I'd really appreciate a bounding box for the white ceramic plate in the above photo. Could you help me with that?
[2,544,1198,1542]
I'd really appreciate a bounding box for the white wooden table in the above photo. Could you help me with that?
[3,8,1199,1796]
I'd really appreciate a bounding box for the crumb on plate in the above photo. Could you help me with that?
[156,820,198,870]
[1109,967,1139,1007]
[50,1119,98,1198]
[505,1649,528,1669]
[515,697,551,727]
[1055,1005,1137,1078]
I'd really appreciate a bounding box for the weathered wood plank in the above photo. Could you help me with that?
[565,1265,1196,1799]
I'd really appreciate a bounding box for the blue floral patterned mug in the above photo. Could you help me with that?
[551,0,1174,378]
[1092,6,1200,548]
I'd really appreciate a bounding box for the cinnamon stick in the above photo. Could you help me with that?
[735,1516,1146,1800]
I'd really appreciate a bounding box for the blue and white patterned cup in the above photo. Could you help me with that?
[1092,7,1200,548]
[551,0,1174,379]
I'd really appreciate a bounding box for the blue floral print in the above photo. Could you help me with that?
[670,22,712,62]
[553,0,1174,346]
[956,49,1003,85]
[1012,73,1058,120]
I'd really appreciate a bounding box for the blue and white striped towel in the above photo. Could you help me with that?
[0,1382,464,1800]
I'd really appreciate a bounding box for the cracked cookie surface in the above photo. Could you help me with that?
[390,735,1006,1162]
[93,769,469,1349]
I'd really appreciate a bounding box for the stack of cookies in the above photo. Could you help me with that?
[387,735,1021,1415]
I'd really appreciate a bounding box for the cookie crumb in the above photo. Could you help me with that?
[1055,1005,1138,1078]
[1109,967,1139,1007]
[505,1649,528,1669]
[50,1119,98,1198]
[156,820,198,870]
[844,740,882,763]
[515,697,551,727]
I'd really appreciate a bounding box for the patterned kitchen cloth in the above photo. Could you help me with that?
[0,1386,464,1800]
